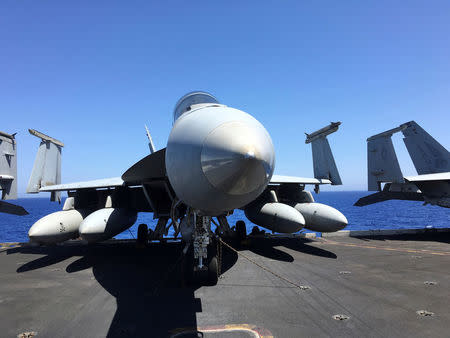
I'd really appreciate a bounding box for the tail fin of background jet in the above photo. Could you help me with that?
[0,131,17,200]
[367,127,404,191]
[26,129,64,202]
[401,121,450,175]
[305,122,342,185]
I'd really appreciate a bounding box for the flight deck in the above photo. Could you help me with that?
[1,231,449,337]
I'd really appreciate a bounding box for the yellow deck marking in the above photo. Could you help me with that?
[0,242,21,251]
[170,323,273,338]
[322,239,450,256]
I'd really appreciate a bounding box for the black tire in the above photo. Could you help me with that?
[137,223,148,244]
[250,226,260,236]
[208,256,218,285]
[236,220,247,240]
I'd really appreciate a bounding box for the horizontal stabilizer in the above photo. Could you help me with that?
[305,122,342,185]
[0,131,17,200]
[26,129,64,202]
[0,200,28,215]
[401,121,450,175]
[405,172,450,183]
[354,191,424,206]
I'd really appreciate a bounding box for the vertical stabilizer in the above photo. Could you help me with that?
[0,131,17,200]
[305,122,342,185]
[367,131,404,191]
[401,121,450,175]
[27,129,64,202]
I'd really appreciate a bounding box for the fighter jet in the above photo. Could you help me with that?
[355,121,450,208]
[28,92,347,284]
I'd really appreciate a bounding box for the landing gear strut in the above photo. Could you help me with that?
[184,212,219,285]
[137,223,148,247]
[235,220,247,241]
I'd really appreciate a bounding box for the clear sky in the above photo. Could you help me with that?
[1,1,449,195]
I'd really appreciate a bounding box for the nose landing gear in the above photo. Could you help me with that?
[183,213,220,285]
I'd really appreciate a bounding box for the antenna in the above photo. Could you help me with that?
[145,125,156,154]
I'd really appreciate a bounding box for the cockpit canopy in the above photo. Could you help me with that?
[173,91,219,123]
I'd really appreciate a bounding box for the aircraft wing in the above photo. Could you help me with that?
[270,175,332,185]
[404,172,450,182]
[39,177,126,192]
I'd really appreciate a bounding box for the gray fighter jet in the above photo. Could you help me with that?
[28,92,347,284]
[355,121,450,208]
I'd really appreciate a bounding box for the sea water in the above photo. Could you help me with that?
[0,191,448,243]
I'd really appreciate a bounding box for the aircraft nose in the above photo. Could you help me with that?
[201,121,275,196]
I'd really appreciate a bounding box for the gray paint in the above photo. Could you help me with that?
[79,208,138,243]
[401,121,450,175]
[0,131,17,199]
[367,135,404,190]
[26,129,63,202]
[244,202,305,233]
[358,120,450,208]
[306,122,342,185]
[166,101,275,215]
[294,202,348,232]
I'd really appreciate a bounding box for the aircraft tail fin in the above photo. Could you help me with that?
[401,121,450,175]
[305,122,342,185]
[26,129,64,202]
[0,131,17,200]
[367,127,404,191]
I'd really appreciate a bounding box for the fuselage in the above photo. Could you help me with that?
[165,92,275,215]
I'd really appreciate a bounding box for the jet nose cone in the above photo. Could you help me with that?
[201,121,275,196]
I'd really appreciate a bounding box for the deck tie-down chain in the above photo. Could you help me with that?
[218,237,310,290]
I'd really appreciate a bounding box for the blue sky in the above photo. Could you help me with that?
[1,1,449,195]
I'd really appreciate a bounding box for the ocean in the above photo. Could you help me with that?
[1,191,448,243]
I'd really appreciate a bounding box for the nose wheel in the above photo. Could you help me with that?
[183,213,220,285]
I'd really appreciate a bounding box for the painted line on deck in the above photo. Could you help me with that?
[321,239,450,256]
[170,324,273,337]
[0,243,21,252]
